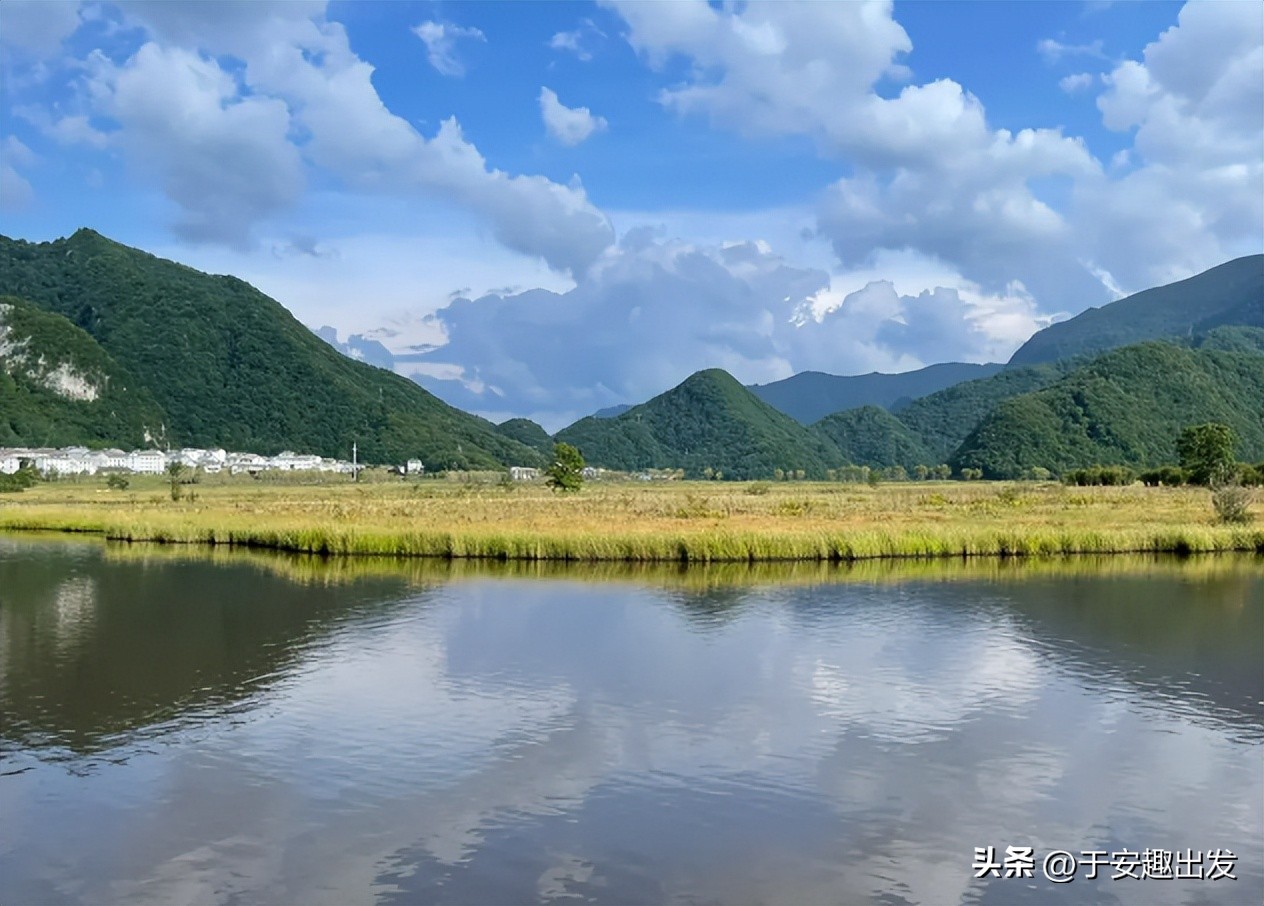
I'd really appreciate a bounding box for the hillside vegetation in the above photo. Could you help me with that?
[557,369,844,479]
[0,295,166,448]
[1008,254,1263,365]
[891,362,1072,464]
[0,230,541,468]
[812,406,933,470]
[495,418,554,455]
[952,342,1264,478]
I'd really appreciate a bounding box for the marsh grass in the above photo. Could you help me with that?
[86,540,1263,589]
[2,476,1261,562]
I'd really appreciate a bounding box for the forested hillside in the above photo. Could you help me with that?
[952,342,1264,478]
[0,295,167,448]
[891,363,1073,464]
[557,369,844,479]
[0,230,542,468]
[812,406,933,471]
[1009,254,1263,365]
[495,418,554,455]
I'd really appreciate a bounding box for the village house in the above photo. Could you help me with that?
[0,445,356,478]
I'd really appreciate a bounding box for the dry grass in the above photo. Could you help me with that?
[2,475,1261,562]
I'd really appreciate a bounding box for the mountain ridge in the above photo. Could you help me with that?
[0,230,543,468]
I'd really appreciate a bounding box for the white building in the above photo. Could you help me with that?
[128,450,167,474]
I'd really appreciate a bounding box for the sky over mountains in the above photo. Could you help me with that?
[2,0,1261,429]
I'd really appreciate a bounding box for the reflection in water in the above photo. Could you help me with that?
[0,537,1260,905]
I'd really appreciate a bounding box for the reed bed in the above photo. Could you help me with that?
[2,476,1260,562]
[81,540,1262,590]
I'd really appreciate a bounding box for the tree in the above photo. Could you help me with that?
[546,442,584,492]
[1177,423,1238,485]
[166,460,186,501]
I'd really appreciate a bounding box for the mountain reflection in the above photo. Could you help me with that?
[0,539,424,756]
[1,537,1260,905]
[2,539,1260,759]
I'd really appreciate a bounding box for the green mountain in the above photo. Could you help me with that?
[495,417,554,455]
[1,295,167,448]
[892,362,1072,464]
[749,362,1005,424]
[0,230,542,468]
[1009,255,1263,366]
[952,341,1264,478]
[556,368,844,479]
[812,405,934,471]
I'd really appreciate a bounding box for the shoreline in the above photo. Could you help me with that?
[3,518,1260,563]
[2,480,1259,563]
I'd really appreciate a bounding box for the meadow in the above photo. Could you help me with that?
[2,471,1260,562]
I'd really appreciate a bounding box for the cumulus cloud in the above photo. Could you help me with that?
[83,42,304,247]
[412,233,1045,429]
[413,20,486,77]
[609,0,1261,311]
[1036,37,1106,65]
[1058,72,1095,94]
[1081,0,1263,290]
[549,18,605,61]
[52,2,614,269]
[1,136,37,209]
[0,0,81,56]
[539,87,607,145]
[608,0,1107,307]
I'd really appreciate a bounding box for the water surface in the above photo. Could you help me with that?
[1,539,1260,904]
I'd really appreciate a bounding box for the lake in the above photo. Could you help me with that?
[1,538,1260,905]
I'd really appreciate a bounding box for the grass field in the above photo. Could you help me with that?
[1,473,1260,562]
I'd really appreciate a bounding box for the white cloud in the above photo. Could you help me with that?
[413,233,1045,429]
[83,42,304,247]
[538,87,607,146]
[1058,72,1095,94]
[1,136,37,209]
[1036,37,1106,65]
[549,19,604,62]
[413,20,485,77]
[0,0,81,56]
[607,0,1108,308]
[609,0,1261,312]
[57,2,615,270]
[1082,0,1263,291]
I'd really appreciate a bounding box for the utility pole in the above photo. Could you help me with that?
[352,441,358,482]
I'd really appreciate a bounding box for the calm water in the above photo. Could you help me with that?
[1,539,1261,905]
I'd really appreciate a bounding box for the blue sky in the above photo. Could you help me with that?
[2,0,1260,429]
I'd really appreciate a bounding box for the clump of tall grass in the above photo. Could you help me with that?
[1212,483,1255,525]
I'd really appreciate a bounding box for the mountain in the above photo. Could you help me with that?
[0,230,543,468]
[812,405,934,470]
[494,417,554,455]
[892,362,1072,464]
[952,341,1264,478]
[1009,255,1264,366]
[556,368,844,479]
[749,362,1005,424]
[593,404,633,419]
[0,295,167,448]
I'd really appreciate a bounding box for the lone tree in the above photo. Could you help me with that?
[546,442,585,492]
[166,460,186,501]
[1177,423,1237,486]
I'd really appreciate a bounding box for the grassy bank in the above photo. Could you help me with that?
[1,475,1260,562]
